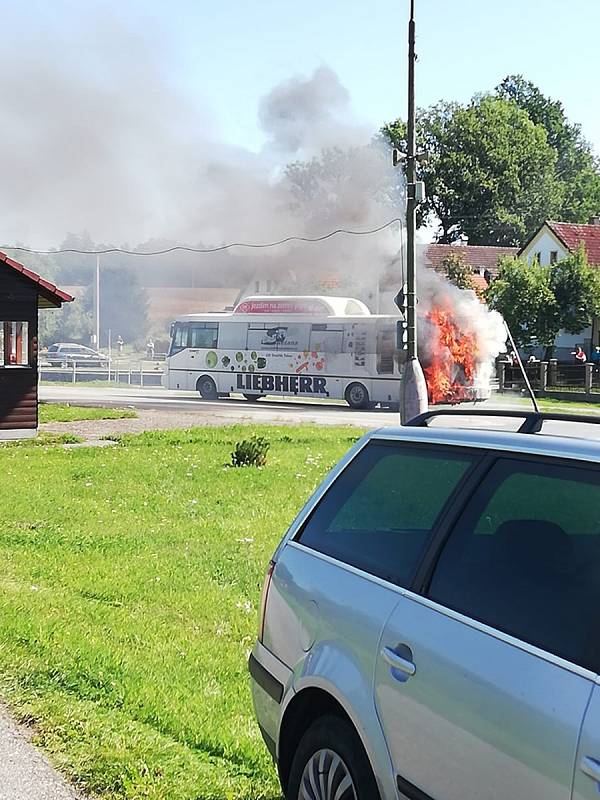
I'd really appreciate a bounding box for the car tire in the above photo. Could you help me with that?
[197,375,218,400]
[286,714,380,800]
[345,382,370,410]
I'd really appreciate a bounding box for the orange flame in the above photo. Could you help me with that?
[423,306,479,404]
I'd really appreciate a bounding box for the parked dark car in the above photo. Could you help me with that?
[45,343,109,368]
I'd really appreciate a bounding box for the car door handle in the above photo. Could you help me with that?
[381,645,416,677]
[581,756,600,783]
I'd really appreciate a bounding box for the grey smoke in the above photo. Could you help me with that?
[258,66,355,154]
[0,9,383,250]
[1,4,505,378]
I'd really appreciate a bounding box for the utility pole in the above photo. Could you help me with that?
[399,0,428,423]
[95,254,100,349]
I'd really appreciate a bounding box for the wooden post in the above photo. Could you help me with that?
[549,359,558,387]
[539,361,548,393]
[585,363,593,394]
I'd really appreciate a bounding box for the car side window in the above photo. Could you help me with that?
[297,442,475,587]
[428,458,600,671]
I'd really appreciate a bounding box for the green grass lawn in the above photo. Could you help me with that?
[495,395,600,414]
[39,404,138,424]
[0,425,363,799]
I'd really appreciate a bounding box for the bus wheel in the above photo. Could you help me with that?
[197,375,218,400]
[345,382,370,410]
[243,393,264,402]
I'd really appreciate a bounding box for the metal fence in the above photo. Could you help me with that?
[499,361,600,398]
[39,359,165,387]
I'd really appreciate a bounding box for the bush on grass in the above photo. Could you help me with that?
[231,436,270,467]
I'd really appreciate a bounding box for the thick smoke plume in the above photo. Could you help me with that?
[0,11,391,257]
[1,5,505,379]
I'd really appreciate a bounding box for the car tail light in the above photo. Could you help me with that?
[258,560,276,642]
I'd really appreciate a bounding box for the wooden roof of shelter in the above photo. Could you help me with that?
[0,251,74,308]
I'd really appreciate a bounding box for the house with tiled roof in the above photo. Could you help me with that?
[518,219,600,358]
[0,251,73,439]
[518,218,600,267]
[423,243,518,292]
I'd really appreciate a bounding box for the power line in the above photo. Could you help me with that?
[1,219,402,257]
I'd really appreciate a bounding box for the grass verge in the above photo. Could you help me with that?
[40,404,138,424]
[0,424,364,799]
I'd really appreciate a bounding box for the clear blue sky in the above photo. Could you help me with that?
[155,0,600,153]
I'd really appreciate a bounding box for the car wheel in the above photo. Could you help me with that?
[197,375,218,400]
[286,715,380,800]
[345,382,370,410]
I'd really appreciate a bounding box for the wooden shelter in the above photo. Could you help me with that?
[0,251,73,439]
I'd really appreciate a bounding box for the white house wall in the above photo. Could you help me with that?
[521,229,568,266]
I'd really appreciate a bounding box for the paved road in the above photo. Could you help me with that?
[0,706,82,800]
[39,383,600,429]
[40,385,405,428]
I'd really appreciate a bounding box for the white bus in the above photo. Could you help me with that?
[163,295,402,409]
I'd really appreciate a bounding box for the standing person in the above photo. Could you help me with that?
[146,337,155,360]
[592,346,600,365]
[571,345,587,364]
[117,334,124,355]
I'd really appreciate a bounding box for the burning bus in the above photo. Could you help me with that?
[163,292,501,408]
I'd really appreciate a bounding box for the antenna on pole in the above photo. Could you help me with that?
[399,0,428,423]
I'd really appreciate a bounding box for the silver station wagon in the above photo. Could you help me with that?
[249,410,600,800]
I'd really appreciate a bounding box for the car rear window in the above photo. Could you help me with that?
[428,457,600,671]
[296,442,475,587]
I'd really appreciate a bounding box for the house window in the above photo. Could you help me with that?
[535,252,542,264]
[0,321,29,367]
[550,251,559,264]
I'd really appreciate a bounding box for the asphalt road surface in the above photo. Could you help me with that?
[39,383,600,431]
[40,385,406,428]
[0,706,82,800]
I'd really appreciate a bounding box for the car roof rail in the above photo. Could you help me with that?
[405,409,600,434]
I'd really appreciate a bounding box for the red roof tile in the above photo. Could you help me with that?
[424,244,518,276]
[0,251,74,308]
[546,221,600,266]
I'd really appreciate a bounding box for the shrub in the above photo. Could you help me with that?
[231,436,270,467]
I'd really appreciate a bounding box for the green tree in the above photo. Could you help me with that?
[487,251,600,358]
[83,267,149,348]
[486,257,559,350]
[440,252,474,290]
[496,75,600,224]
[39,298,92,348]
[550,246,600,335]
[284,143,399,232]
[383,96,562,246]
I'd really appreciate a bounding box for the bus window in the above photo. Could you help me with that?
[376,326,395,374]
[169,323,189,355]
[189,323,218,349]
[310,325,343,354]
[218,323,248,350]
